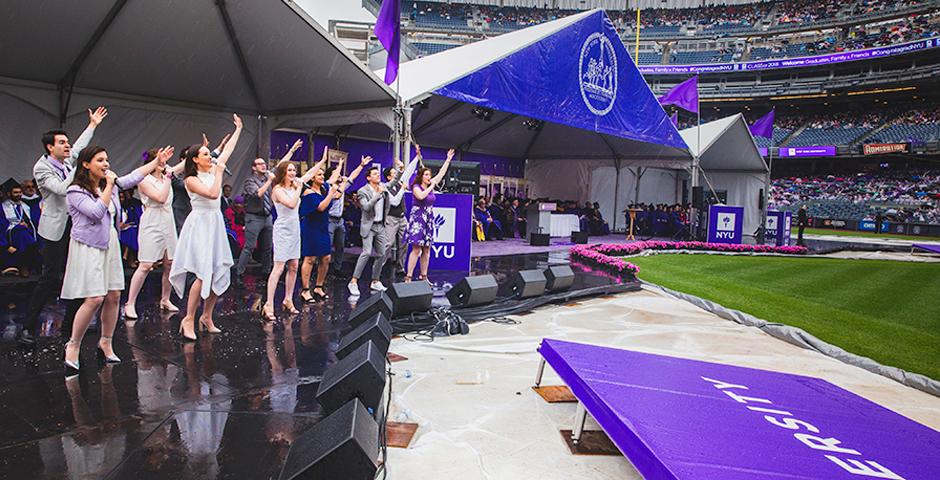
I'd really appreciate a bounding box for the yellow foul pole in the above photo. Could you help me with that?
[634,7,641,61]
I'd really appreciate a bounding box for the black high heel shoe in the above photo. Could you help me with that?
[312,285,329,301]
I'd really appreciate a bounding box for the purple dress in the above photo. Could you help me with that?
[405,186,435,247]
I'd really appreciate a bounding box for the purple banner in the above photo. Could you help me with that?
[707,204,744,244]
[539,338,940,480]
[404,193,472,272]
[780,146,837,157]
[269,130,309,163]
[640,38,937,75]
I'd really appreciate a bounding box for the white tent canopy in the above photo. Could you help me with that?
[0,0,396,187]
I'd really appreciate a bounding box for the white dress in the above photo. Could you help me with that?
[137,175,178,263]
[61,203,124,299]
[170,171,233,299]
[272,186,300,262]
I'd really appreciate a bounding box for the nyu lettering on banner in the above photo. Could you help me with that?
[707,205,744,244]
[639,37,937,75]
[404,193,472,272]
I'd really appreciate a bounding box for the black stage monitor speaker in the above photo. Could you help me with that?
[278,398,378,480]
[387,281,433,317]
[446,275,498,307]
[571,231,589,244]
[509,269,547,299]
[544,265,575,292]
[337,313,392,360]
[530,232,550,246]
[348,293,393,329]
[316,341,386,415]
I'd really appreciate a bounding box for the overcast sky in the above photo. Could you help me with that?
[295,0,377,29]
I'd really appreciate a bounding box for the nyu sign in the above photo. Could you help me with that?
[707,205,744,244]
[766,210,792,246]
[405,193,472,272]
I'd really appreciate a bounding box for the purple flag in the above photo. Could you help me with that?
[749,109,775,139]
[658,76,698,114]
[375,0,401,85]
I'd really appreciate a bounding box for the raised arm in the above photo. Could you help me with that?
[69,107,108,164]
[318,184,340,212]
[430,148,455,186]
[344,155,371,186]
[137,148,175,203]
[215,114,243,169]
[327,157,346,185]
[309,145,331,179]
[278,139,303,166]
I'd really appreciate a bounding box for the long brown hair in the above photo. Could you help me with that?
[183,144,203,178]
[272,161,293,188]
[71,145,107,197]
[412,167,431,188]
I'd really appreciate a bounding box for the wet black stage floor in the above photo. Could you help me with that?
[0,251,623,479]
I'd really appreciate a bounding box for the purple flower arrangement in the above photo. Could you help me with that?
[570,241,808,280]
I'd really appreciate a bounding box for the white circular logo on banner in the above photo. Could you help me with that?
[579,32,618,116]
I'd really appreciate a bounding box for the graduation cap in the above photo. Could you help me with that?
[2,178,21,194]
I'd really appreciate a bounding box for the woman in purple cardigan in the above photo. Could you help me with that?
[61,145,164,376]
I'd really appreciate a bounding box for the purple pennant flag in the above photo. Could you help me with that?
[749,109,775,139]
[375,0,401,85]
[658,76,698,114]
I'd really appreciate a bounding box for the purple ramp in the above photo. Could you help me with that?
[539,338,939,480]
[912,243,940,254]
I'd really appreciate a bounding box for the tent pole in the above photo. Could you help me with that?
[759,147,773,244]
[403,105,413,173]
[613,158,621,232]
[634,7,641,61]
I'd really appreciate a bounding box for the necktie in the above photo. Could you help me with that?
[14,203,23,220]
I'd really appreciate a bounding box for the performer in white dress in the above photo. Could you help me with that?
[170,114,243,341]
[124,148,185,319]
[261,141,322,320]
[61,145,162,375]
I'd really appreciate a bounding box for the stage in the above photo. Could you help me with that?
[0,250,630,479]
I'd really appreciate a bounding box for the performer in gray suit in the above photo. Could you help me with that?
[347,159,404,296]
[19,107,108,345]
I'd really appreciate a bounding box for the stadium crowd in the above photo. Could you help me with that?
[770,171,940,224]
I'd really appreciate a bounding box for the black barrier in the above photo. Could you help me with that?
[811,218,940,238]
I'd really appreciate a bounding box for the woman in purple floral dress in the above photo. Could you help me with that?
[404,148,453,282]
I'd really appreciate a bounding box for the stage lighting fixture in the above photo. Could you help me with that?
[523,118,544,131]
[472,106,493,121]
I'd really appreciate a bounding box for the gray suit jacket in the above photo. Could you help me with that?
[33,125,96,241]
[357,165,404,233]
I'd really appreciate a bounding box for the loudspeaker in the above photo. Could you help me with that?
[530,232,550,246]
[387,281,433,317]
[758,188,765,210]
[316,341,386,415]
[544,265,575,292]
[571,231,589,244]
[508,269,547,298]
[446,275,498,307]
[337,313,392,360]
[278,398,378,480]
[348,293,393,329]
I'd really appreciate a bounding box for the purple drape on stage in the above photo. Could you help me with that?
[750,109,775,139]
[375,0,401,85]
[657,76,698,114]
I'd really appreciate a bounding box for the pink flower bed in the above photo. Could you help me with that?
[570,241,808,280]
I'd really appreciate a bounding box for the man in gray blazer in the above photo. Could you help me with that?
[18,107,107,345]
[348,159,404,296]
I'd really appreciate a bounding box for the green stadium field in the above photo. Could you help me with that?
[802,227,940,242]
[628,254,940,381]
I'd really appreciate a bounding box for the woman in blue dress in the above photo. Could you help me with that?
[299,165,341,302]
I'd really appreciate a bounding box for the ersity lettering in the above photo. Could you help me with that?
[701,376,904,479]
